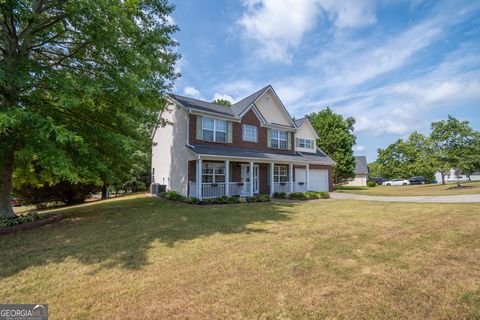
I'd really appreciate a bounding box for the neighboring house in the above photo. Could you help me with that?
[345,156,369,187]
[151,85,335,199]
[434,169,480,183]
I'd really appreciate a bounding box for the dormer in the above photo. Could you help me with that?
[294,118,318,153]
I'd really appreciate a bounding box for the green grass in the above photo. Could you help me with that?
[1,194,480,319]
[336,181,480,196]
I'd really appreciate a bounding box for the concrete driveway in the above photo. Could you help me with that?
[330,192,480,203]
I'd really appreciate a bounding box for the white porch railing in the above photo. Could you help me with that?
[188,182,252,198]
[273,182,291,193]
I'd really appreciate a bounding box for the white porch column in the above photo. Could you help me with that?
[249,161,254,196]
[306,164,310,191]
[225,160,230,196]
[197,158,202,200]
[289,163,294,193]
[270,162,275,196]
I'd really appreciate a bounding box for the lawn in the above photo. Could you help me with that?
[2,195,480,319]
[336,181,480,196]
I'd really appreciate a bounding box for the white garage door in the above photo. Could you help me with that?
[309,169,329,192]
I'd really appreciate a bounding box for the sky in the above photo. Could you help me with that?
[169,0,480,162]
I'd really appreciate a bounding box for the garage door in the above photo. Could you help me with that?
[309,169,329,192]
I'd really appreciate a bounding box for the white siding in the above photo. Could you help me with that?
[435,169,480,182]
[151,102,189,195]
[255,91,292,126]
[309,169,329,192]
[295,121,317,153]
[346,174,368,187]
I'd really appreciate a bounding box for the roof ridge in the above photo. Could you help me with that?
[170,93,229,108]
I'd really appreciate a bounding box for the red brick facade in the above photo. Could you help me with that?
[189,110,295,154]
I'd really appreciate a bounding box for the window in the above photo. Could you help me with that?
[202,162,225,183]
[271,129,288,149]
[202,117,227,142]
[274,165,288,183]
[242,124,258,142]
[296,138,314,149]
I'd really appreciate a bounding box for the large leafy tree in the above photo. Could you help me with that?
[430,116,479,184]
[0,0,179,218]
[212,98,232,107]
[307,108,356,183]
[374,132,436,180]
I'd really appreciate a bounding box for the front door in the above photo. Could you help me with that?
[241,164,259,194]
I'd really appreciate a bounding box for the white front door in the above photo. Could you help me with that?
[241,164,259,194]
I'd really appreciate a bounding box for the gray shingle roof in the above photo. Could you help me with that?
[188,144,333,164]
[355,156,368,174]
[294,118,307,128]
[230,85,270,116]
[170,94,235,117]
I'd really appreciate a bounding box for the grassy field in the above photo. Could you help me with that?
[336,181,480,196]
[2,195,480,319]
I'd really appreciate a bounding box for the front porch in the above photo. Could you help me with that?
[188,158,310,199]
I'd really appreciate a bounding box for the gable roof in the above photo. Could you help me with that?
[294,118,307,127]
[355,156,369,174]
[230,85,270,116]
[169,94,235,117]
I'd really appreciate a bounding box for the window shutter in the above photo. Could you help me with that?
[196,116,202,140]
[227,122,233,143]
[287,132,292,150]
[267,128,271,148]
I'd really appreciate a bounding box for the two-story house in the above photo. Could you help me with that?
[151,85,335,200]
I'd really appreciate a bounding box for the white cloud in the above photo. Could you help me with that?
[354,145,366,152]
[212,93,235,103]
[238,0,377,63]
[183,86,203,100]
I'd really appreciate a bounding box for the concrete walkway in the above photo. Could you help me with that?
[330,192,480,203]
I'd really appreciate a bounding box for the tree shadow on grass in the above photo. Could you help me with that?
[0,197,294,278]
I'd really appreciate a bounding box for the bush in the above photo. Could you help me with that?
[203,198,214,205]
[163,191,185,202]
[273,192,287,199]
[367,180,376,188]
[247,195,259,203]
[288,192,307,200]
[0,212,39,228]
[319,192,330,199]
[305,191,320,199]
[189,197,200,205]
[258,194,271,202]
[15,182,99,206]
[216,196,228,204]
[226,196,239,204]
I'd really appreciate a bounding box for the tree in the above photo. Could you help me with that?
[307,108,356,183]
[374,132,436,180]
[0,0,179,218]
[430,116,479,185]
[212,99,232,107]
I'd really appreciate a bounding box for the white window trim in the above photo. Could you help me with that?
[274,165,288,183]
[271,129,288,149]
[202,162,226,183]
[242,124,258,142]
[202,117,227,142]
[297,138,314,149]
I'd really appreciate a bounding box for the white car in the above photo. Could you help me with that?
[382,179,410,186]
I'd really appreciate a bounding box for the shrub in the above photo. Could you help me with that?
[319,192,330,199]
[159,191,168,198]
[305,191,320,199]
[367,180,376,188]
[288,192,307,200]
[216,196,228,204]
[226,196,238,204]
[238,197,247,203]
[273,192,287,199]
[258,194,271,202]
[247,195,259,203]
[189,197,200,205]
[163,191,185,202]
[0,212,40,228]
[202,198,214,205]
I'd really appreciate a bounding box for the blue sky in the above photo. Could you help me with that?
[170,0,480,162]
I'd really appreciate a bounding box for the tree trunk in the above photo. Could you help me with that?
[441,172,445,185]
[101,185,108,199]
[0,149,15,219]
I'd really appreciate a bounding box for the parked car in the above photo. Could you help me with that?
[382,179,410,186]
[408,176,426,185]
[370,177,387,185]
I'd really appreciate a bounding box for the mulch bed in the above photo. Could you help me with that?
[0,215,64,235]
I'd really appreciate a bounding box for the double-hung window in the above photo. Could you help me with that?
[242,124,258,142]
[271,129,288,149]
[274,165,288,183]
[202,162,225,183]
[202,117,226,143]
[296,138,314,149]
